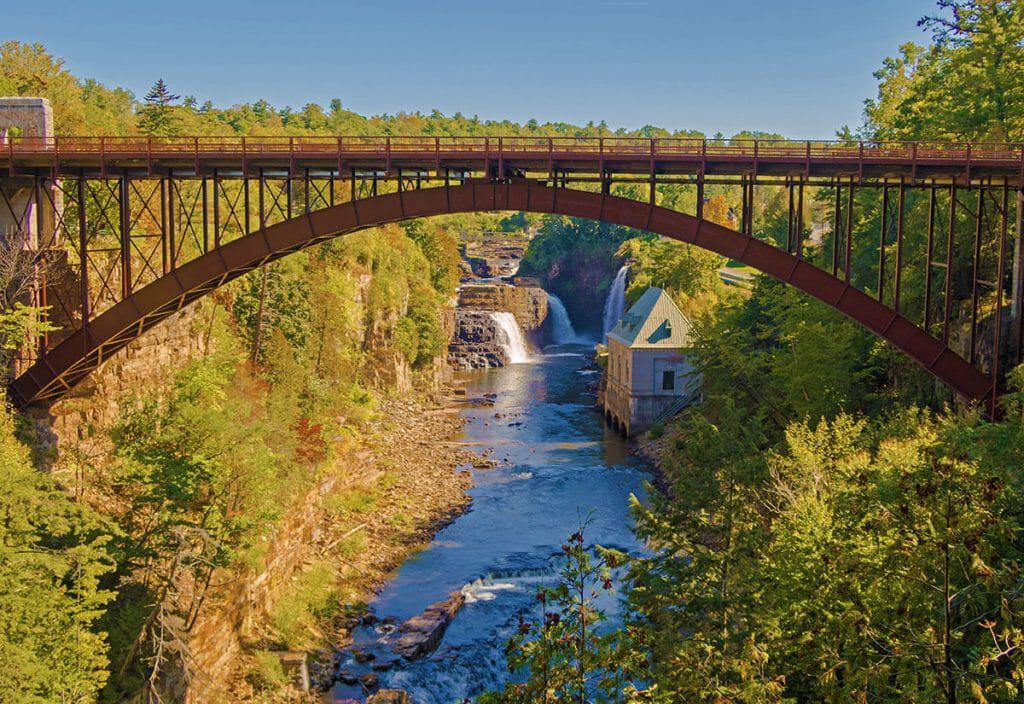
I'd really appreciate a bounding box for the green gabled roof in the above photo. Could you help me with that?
[607,286,693,349]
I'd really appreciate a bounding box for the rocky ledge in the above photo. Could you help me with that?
[391,591,465,660]
[447,310,510,370]
[457,283,548,332]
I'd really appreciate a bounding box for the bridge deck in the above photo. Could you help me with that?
[4,136,1023,182]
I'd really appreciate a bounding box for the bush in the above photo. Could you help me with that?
[249,650,290,691]
[269,561,340,648]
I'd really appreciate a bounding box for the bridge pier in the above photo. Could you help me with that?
[0,98,59,373]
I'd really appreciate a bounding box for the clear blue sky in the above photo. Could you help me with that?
[5,0,939,138]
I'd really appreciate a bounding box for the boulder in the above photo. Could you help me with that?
[391,591,464,660]
[367,689,412,704]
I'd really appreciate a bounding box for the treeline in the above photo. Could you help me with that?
[486,2,1024,702]
[0,41,704,139]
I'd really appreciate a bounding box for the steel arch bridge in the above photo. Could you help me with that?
[2,136,1024,414]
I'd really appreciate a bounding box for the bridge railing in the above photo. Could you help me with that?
[4,135,1024,166]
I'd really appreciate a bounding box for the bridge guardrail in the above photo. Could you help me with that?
[4,135,1024,171]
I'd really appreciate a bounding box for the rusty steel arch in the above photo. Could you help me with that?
[9,180,994,410]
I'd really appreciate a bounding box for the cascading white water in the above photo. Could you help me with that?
[602,265,629,339]
[490,312,530,364]
[545,292,579,344]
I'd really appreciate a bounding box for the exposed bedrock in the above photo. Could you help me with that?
[390,591,465,660]
[448,282,550,370]
[456,282,548,332]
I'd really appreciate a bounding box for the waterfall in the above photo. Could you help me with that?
[546,292,579,344]
[602,265,629,340]
[490,312,530,364]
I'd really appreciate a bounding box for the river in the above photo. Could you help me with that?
[331,341,652,702]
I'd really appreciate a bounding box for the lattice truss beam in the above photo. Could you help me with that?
[3,167,1022,415]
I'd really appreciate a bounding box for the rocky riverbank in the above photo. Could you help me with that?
[225,392,485,702]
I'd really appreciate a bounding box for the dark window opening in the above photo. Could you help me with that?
[662,370,675,391]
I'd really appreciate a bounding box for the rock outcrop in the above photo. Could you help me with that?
[457,283,548,332]
[391,591,465,660]
[462,235,529,279]
[447,310,510,369]
[447,280,549,370]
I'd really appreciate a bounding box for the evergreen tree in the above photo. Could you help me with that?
[137,78,181,136]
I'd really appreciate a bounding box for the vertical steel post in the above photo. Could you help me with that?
[119,175,131,298]
[969,186,985,363]
[1013,189,1024,365]
[258,168,265,230]
[201,177,209,254]
[878,184,889,301]
[942,182,957,345]
[787,178,795,253]
[991,185,1010,413]
[894,178,906,314]
[286,169,292,218]
[844,179,855,282]
[924,183,937,332]
[213,170,221,248]
[795,177,804,259]
[244,173,251,235]
[832,181,842,276]
[33,176,47,355]
[77,174,89,324]
[160,177,168,275]
[167,169,176,270]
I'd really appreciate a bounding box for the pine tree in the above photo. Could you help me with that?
[138,78,181,136]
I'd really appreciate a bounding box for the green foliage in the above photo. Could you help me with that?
[233,254,313,363]
[615,236,723,314]
[269,560,340,648]
[0,41,135,134]
[323,489,378,518]
[137,78,181,136]
[865,1,1024,141]
[249,650,290,691]
[0,402,114,703]
[520,217,640,330]
[481,522,641,704]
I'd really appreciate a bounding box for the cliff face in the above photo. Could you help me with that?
[461,236,529,279]
[448,310,510,369]
[457,283,548,332]
[540,253,620,335]
[448,282,549,369]
[33,306,207,465]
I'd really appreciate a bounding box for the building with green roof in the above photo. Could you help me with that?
[604,287,701,436]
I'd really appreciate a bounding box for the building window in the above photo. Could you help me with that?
[662,370,675,391]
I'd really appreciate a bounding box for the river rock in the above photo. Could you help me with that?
[367,689,412,704]
[391,591,464,659]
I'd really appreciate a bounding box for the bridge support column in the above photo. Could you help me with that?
[1,97,57,242]
[0,98,58,373]
[1013,189,1024,366]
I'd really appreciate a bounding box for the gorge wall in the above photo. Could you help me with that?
[32,306,207,466]
[448,283,549,369]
